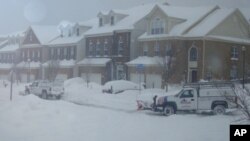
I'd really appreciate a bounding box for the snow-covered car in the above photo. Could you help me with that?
[151,82,237,116]
[25,80,64,99]
[103,80,140,94]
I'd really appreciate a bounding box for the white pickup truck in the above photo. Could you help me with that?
[151,83,238,116]
[25,80,64,99]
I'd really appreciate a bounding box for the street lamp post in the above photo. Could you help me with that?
[242,46,246,89]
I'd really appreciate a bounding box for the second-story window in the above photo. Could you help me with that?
[231,46,239,60]
[111,16,114,25]
[64,48,67,59]
[71,47,74,59]
[166,43,172,56]
[104,39,109,56]
[118,36,124,56]
[89,40,94,56]
[96,40,101,56]
[60,48,64,60]
[151,17,164,35]
[143,44,148,56]
[154,42,160,56]
[22,51,25,61]
[67,48,71,60]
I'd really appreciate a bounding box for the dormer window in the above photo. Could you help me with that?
[76,28,80,36]
[99,18,103,27]
[111,16,114,25]
[151,17,164,35]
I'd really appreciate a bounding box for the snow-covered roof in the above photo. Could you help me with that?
[0,30,25,38]
[84,3,157,36]
[77,58,111,66]
[48,35,84,46]
[16,61,41,69]
[0,40,8,47]
[30,25,60,44]
[79,18,99,27]
[184,8,235,37]
[42,59,76,68]
[126,56,164,67]
[0,43,19,52]
[0,63,13,70]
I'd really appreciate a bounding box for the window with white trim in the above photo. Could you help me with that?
[143,44,148,56]
[89,40,94,56]
[151,17,164,35]
[154,42,160,56]
[231,46,239,59]
[96,40,101,56]
[118,36,124,55]
[104,39,109,56]
[230,65,238,80]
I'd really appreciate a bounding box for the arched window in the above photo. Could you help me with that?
[151,17,164,35]
[189,47,198,61]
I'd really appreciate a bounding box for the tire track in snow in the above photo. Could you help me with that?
[65,100,138,114]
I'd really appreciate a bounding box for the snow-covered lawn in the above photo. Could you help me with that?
[0,79,243,141]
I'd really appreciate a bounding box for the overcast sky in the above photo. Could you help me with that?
[0,0,249,35]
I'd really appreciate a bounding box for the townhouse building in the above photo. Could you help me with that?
[127,5,250,88]
[44,22,90,80]
[0,35,23,80]
[0,3,249,88]
[78,4,158,84]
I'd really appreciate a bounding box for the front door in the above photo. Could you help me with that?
[116,65,126,80]
[191,70,197,83]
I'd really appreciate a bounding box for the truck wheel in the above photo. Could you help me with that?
[42,91,47,99]
[163,106,174,116]
[213,105,226,115]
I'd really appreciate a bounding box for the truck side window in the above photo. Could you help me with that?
[180,90,194,98]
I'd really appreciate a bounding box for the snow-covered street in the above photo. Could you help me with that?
[0,79,242,141]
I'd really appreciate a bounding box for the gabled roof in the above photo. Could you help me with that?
[29,25,60,44]
[84,3,157,36]
[184,8,235,37]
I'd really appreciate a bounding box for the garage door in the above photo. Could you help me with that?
[146,74,162,88]
[130,73,145,84]
[56,74,68,80]
[81,73,102,84]
[21,74,35,83]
